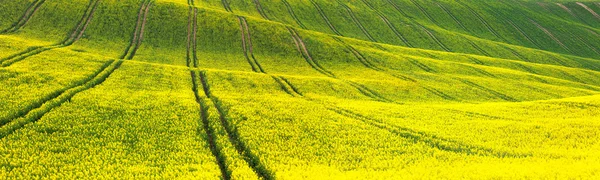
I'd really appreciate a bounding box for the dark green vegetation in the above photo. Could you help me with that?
[1,0,600,179]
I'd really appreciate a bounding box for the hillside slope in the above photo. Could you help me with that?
[0,0,599,179]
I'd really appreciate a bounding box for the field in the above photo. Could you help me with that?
[1,0,600,179]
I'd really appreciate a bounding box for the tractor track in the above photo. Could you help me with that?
[480,1,542,49]
[238,17,264,73]
[288,27,394,102]
[326,105,529,158]
[385,0,449,51]
[503,46,530,62]
[529,19,572,53]
[457,1,505,40]
[576,2,600,21]
[308,0,342,36]
[281,0,306,29]
[460,79,519,102]
[435,2,468,31]
[336,0,376,42]
[0,0,100,67]
[120,0,152,60]
[186,1,231,179]
[408,0,438,25]
[0,0,46,33]
[197,71,274,180]
[0,59,124,139]
[252,0,270,20]
[221,0,232,13]
[468,41,491,57]
[359,0,412,47]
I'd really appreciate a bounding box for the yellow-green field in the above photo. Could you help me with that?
[1,0,600,179]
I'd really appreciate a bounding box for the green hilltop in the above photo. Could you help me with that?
[0,0,600,179]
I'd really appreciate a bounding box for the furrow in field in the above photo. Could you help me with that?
[536,2,552,13]
[288,28,395,102]
[359,0,412,47]
[197,71,274,180]
[417,24,452,52]
[185,1,230,178]
[308,0,342,36]
[0,0,100,67]
[336,0,376,42]
[575,36,600,56]
[460,79,519,102]
[435,2,468,31]
[326,106,529,158]
[0,59,124,139]
[238,17,260,73]
[506,20,541,49]
[576,2,600,21]
[457,1,504,40]
[468,41,491,57]
[239,17,265,73]
[0,0,46,33]
[408,0,438,25]
[424,87,457,101]
[279,76,303,96]
[556,3,577,18]
[126,0,152,60]
[287,27,335,77]
[529,19,572,53]
[408,58,436,73]
[281,0,307,29]
[221,0,232,13]
[120,0,150,59]
[503,46,530,62]
[252,0,270,20]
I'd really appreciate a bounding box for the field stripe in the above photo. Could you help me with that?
[308,0,342,36]
[281,0,307,29]
[408,0,438,25]
[0,0,100,67]
[435,2,468,31]
[0,59,124,139]
[460,79,519,102]
[126,0,152,60]
[506,20,541,49]
[198,71,274,180]
[326,105,528,158]
[574,36,600,56]
[529,19,572,53]
[457,1,505,40]
[468,41,491,57]
[359,0,414,47]
[252,0,270,20]
[576,2,600,21]
[221,0,233,13]
[120,0,150,59]
[0,0,46,33]
[186,1,231,178]
[238,17,261,73]
[336,0,376,42]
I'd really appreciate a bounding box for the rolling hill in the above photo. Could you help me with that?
[1,0,600,179]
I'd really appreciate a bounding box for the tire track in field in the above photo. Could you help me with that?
[384,0,450,52]
[186,1,230,178]
[503,46,530,62]
[325,105,529,158]
[480,1,542,49]
[288,27,394,102]
[408,0,438,25]
[457,1,505,40]
[468,41,491,57]
[120,0,152,60]
[197,71,274,180]
[576,2,600,21]
[460,79,519,102]
[555,3,594,26]
[0,0,154,139]
[0,59,124,139]
[221,0,233,13]
[281,0,307,29]
[308,0,342,36]
[252,0,270,20]
[359,0,413,47]
[435,2,468,31]
[574,36,600,56]
[336,0,376,42]
[0,0,46,33]
[529,19,572,53]
[0,0,100,67]
[238,17,265,73]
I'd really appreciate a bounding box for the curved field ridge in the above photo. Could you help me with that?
[0,0,600,179]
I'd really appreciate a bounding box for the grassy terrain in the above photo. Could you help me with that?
[1,0,600,179]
